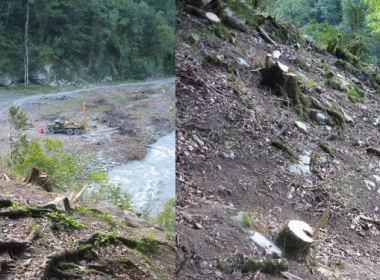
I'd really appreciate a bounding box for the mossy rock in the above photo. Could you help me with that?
[186,33,200,45]
[310,152,322,166]
[201,52,237,75]
[334,59,359,76]
[216,263,234,274]
[241,258,288,274]
[294,57,310,71]
[318,141,333,155]
[209,23,236,43]
[271,141,293,156]
[114,258,140,270]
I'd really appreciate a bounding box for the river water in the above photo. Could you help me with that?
[108,131,175,214]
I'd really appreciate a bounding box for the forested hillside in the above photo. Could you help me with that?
[0,0,175,87]
[274,0,380,63]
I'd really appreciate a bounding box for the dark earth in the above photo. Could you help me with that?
[176,4,380,280]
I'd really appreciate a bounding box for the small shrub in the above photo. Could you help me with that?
[241,212,255,229]
[49,211,85,229]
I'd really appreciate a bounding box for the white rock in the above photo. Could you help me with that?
[295,121,308,134]
[249,231,282,258]
[237,57,249,67]
[364,180,376,190]
[373,175,380,183]
[272,50,281,59]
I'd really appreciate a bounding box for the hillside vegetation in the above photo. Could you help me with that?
[176,0,380,279]
[0,0,175,87]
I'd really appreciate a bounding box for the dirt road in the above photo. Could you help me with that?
[0,78,175,163]
[0,78,174,118]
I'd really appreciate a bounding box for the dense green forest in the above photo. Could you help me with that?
[272,0,380,63]
[0,0,175,86]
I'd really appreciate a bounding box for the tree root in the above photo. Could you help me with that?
[31,245,94,279]
[0,198,12,208]
[78,232,175,253]
[0,229,40,250]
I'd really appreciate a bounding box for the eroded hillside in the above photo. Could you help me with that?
[176,1,380,279]
[0,179,175,279]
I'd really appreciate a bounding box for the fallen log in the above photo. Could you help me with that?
[257,25,278,46]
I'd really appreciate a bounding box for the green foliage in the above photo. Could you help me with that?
[0,0,174,81]
[241,212,255,229]
[307,80,317,87]
[49,211,85,229]
[137,236,158,254]
[9,106,33,162]
[319,141,333,155]
[75,206,122,227]
[154,198,175,232]
[347,89,358,102]
[94,231,118,245]
[13,137,132,210]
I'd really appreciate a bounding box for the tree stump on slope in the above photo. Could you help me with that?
[261,60,309,117]
[275,220,313,261]
[24,167,52,192]
[43,197,71,213]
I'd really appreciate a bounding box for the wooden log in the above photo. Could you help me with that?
[257,25,278,46]
[275,220,313,260]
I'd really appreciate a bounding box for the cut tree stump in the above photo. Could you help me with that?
[262,60,309,117]
[206,12,220,24]
[275,220,313,261]
[24,167,52,192]
[43,197,71,213]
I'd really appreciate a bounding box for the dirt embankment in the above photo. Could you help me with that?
[0,179,175,279]
[176,4,380,280]
[0,79,175,164]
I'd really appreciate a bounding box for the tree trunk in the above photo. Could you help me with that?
[24,0,29,91]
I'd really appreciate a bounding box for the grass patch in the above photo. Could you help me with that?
[49,211,85,229]
[241,212,255,229]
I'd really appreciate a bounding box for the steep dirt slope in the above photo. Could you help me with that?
[0,179,175,279]
[176,3,380,280]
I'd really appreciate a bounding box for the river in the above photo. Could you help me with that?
[108,131,175,214]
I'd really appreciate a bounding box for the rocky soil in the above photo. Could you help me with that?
[0,179,175,279]
[176,2,380,279]
[0,79,175,165]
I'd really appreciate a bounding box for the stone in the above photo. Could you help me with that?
[373,175,380,183]
[316,113,327,123]
[231,212,244,224]
[295,121,308,134]
[288,152,311,176]
[288,164,311,176]
[272,50,281,59]
[249,231,282,258]
[237,57,249,67]
[193,134,205,146]
[205,12,221,24]
[364,180,376,190]
[123,210,147,228]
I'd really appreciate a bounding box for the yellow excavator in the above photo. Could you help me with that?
[47,102,87,135]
